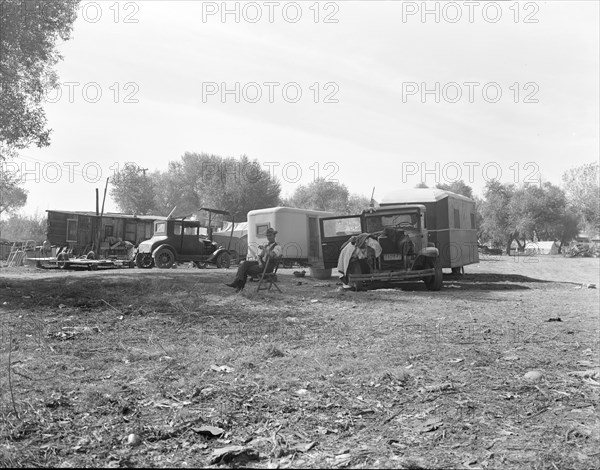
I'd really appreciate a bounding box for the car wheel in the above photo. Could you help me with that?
[135,253,154,269]
[154,248,175,269]
[216,251,231,269]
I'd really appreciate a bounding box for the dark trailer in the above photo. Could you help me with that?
[377,188,479,273]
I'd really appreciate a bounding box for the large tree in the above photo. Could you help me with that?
[1,0,79,215]
[0,0,79,151]
[149,153,281,221]
[479,181,518,251]
[480,181,579,252]
[508,183,576,247]
[285,178,369,214]
[109,163,157,215]
[562,162,600,233]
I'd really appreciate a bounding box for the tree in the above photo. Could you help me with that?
[154,153,281,221]
[508,182,579,251]
[479,181,517,251]
[562,162,600,233]
[0,212,46,242]
[285,178,369,214]
[110,164,156,215]
[436,180,474,199]
[0,167,27,215]
[0,0,79,151]
[479,181,579,253]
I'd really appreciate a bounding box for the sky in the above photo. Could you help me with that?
[6,0,600,217]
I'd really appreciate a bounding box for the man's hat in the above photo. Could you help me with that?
[266,228,278,235]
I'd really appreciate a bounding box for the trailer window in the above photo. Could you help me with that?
[454,209,460,229]
[104,225,114,238]
[125,222,136,242]
[66,219,77,242]
[256,224,270,237]
[470,213,476,229]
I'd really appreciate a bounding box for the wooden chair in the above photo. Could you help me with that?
[256,254,282,293]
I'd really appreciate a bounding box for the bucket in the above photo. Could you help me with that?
[309,267,332,280]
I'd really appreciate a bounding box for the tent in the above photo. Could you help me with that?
[524,241,559,255]
[212,222,248,262]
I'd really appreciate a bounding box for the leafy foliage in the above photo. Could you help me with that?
[111,154,281,221]
[0,0,79,151]
[562,162,600,233]
[479,181,515,249]
[109,164,156,215]
[285,178,369,214]
[0,212,46,242]
[436,180,474,199]
[0,167,27,215]
[479,180,580,251]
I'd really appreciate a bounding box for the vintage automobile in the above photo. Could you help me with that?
[135,210,232,269]
[319,204,443,291]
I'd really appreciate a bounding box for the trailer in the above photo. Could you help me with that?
[377,188,479,273]
[247,207,334,267]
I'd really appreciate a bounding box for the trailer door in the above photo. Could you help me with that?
[319,215,363,269]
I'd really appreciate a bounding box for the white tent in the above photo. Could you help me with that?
[524,241,559,255]
[212,222,248,261]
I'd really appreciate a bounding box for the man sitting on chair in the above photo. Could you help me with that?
[225,227,283,292]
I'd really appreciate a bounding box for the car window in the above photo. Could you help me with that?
[154,222,166,234]
[322,217,362,238]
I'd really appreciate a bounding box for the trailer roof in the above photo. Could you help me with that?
[46,210,166,221]
[247,206,335,216]
[378,188,474,204]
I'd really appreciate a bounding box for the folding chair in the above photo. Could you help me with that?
[256,254,282,293]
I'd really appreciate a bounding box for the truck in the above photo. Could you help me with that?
[319,203,443,291]
[135,208,233,269]
[377,188,479,273]
[246,207,334,267]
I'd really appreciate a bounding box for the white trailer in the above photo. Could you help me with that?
[247,207,334,267]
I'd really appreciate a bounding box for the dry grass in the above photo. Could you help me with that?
[1,256,599,468]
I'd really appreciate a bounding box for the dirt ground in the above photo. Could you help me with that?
[1,255,599,468]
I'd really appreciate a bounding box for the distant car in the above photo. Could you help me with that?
[135,218,231,269]
[478,244,502,256]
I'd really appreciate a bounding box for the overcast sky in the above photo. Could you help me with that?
[9,0,599,216]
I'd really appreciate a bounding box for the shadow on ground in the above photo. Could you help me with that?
[363,272,557,292]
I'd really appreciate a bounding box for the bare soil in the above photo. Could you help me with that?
[1,255,599,468]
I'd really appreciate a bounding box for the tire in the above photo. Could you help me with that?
[215,251,231,269]
[424,257,443,291]
[57,253,68,269]
[135,253,154,269]
[154,247,175,269]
